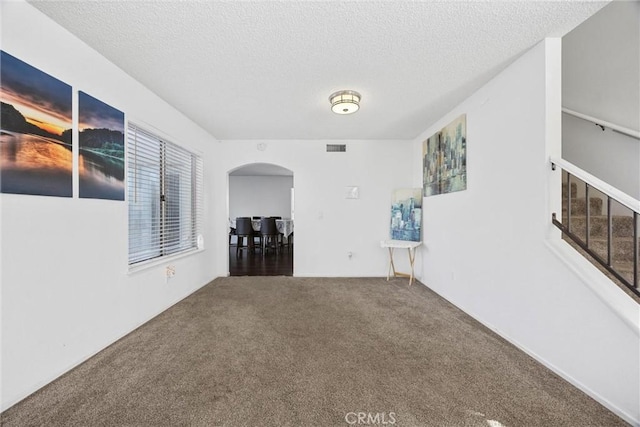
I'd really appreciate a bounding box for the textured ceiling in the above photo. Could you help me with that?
[28,1,607,141]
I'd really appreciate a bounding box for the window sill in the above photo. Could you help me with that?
[127,247,205,275]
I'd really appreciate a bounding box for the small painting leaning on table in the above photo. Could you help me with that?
[390,188,422,242]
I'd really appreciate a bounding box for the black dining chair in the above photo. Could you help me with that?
[235,217,255,257]
[282,231,293,253]
[270,216,283,247]
[260,217,280,256]
[250,217,264,248]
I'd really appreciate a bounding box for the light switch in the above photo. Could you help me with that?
[345,186,359,199]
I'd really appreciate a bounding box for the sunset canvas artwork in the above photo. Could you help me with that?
[78,91,125,200]
[0,50,73,197]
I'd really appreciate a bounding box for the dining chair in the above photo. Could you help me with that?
[251,217,264,248]
[260,217,280,256]
[235,217,255,257]
[270,216,283,247]
[282,231,293,253]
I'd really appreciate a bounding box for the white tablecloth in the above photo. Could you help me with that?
[276,219,294,237]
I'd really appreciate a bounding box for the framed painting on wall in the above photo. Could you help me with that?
[78,91,125,200]
[0,50,73,197]
[390,188,422,242]
[423,132,441,197]
[422,114,467,197]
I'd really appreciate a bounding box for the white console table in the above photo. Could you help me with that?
[380,240,422,285]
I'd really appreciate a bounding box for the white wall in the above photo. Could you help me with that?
[413,39,640,425]
[229,175,293,220]
[562,0,640,198]
[214,140,415,277]
[563,1,640,131]
[1,1,217,410]
[563,112,640,199]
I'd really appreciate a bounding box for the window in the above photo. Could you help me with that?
[127,123,202,265]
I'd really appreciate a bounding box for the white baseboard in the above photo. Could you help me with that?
[415,280,639,426]
[1,277,213,413]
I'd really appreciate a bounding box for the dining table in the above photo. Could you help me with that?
[275,219,293,238]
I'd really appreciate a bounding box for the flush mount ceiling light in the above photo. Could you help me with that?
[329,90,361,115]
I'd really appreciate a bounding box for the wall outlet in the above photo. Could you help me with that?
[166,265,176,278]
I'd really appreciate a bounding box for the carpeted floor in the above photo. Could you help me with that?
[1,277,626,426]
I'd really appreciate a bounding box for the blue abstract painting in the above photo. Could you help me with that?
[390,188,422,242]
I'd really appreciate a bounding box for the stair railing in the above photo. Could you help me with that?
[562,108,640,140]
[551,157,639,298]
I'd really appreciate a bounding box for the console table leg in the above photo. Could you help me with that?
[407,247,416,285]
[387,247,396,281]
[381,240,421,286]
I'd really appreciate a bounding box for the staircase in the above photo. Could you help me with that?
[561,181,640,303]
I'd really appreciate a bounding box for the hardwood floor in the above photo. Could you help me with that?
[229,244,293,276]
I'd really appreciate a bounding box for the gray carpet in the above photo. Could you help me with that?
[1,277,626,426]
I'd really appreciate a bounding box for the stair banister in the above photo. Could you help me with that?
[550,157,640,214]
[551,157,639,299]
[562,108,640,140]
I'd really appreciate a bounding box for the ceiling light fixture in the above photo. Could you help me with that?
[329,90,361,115]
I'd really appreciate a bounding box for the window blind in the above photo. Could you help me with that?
[127,123,202,265]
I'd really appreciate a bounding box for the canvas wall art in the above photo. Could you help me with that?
[422,114,467,197]
[78,91,125,200]
[0,50,73,197]
[390,188,422,242]
[423,132,440,197]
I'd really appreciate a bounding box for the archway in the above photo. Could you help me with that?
[227,163,294,276]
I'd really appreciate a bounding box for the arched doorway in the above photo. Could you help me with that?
[227,163,294,276]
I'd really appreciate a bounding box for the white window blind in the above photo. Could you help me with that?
[128,123,203,265]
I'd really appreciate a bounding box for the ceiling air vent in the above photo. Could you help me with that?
[326,144,347,152]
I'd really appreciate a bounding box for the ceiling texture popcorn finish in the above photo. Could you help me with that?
[28,1,607,141]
